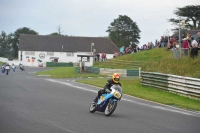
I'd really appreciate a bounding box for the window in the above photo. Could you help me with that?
[47,52,54,56]
[25,51,35,55]
[66,52,74,57]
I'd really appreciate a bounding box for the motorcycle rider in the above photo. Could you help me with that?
[1,63,6,73]
[19,63,24,70]
[11,63,16,72]
[93,73,121,103]
[5,63,10,75]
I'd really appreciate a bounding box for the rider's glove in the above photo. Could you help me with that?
[105,88,111,93]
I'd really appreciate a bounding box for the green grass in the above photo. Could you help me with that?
[77,78,200,111]
[94,48,200,78]
[35,67,107,78]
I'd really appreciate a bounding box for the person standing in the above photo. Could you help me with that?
[190,37,198,58]
[182,38,189,56]
[101,52,105,61]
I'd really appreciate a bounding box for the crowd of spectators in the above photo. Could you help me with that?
[153,32,200,58]
[94,32,200,61]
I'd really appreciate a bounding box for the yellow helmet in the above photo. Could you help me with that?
[112,73,120,83]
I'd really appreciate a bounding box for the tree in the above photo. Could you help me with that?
[168,5,200,30]
[49,25,65,36]
[11,27,38,58]
[106,15,141,48]
[0,31,12,58]
[50,32,61,36]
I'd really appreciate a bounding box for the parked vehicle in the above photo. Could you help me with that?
[89,85,122,116]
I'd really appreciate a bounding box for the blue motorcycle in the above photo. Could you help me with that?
[89,85,122,116]
[1,66,5,73]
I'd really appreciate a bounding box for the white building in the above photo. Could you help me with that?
[18,35,119,67]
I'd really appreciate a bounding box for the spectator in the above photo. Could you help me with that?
[186,33,192,47]
[96,53,100,61]
[182,38,189,56]
[164,36,169,46]
[120,46,125,56]
[160,36,165,47]
[197,32,200,51]
[181,34,185,45]
[190,37,198,58]
[113,51,118,58]
[101,52,105,61]
[104,53,107,60]
[167,36,174,50]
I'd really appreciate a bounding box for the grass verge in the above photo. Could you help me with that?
[35,67,107,78]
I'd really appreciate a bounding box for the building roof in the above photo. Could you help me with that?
[19,34,119,54]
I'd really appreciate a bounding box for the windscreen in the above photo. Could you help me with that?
[111,85,122,93]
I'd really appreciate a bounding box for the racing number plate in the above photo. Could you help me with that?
[100,96,104,101]
[114,91,121,98]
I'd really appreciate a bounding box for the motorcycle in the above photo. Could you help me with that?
[20,66,25,71]
[89,85,122,116]
[1,66,5,73]
[5,65,10,75]
[11,65,16,72]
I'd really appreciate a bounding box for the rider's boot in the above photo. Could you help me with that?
[92,96,98,103]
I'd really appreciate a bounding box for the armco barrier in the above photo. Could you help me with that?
[75,66,140,77]
[127,69,140,77]
[85,66,100,74]
[141,71,200,99]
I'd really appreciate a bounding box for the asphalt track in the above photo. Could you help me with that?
[0,67,200,133]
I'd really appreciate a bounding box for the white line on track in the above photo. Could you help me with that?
[45,79,199,117]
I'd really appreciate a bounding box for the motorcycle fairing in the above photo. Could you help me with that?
[95,93,113,112]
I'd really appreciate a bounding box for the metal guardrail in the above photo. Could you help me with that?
[75,66,140,77]
[141,71,200,99]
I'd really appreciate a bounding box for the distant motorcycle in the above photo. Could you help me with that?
[89,85,122,116]
[20,66,25,71]
[11,65,16,72]
[1,66,5,73]
[5,65,10,75]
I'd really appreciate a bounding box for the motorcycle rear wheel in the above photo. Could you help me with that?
[104,101,117,116]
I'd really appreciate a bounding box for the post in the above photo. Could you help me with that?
[119,33,122,46]
[179,17,181,58]
[93,49,96,63]
[91,43,94,52]
[20,51,23,61]
[139,67,141,79]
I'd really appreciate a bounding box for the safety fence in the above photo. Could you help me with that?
[141,71,200,99]
[75,66,140,77]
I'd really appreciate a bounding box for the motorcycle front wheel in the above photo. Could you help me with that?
[89,102,96,113]
[104,101,117,116]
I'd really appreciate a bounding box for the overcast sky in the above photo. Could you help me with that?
[0,0,199,46]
